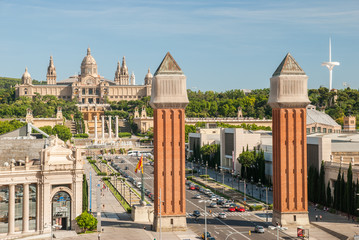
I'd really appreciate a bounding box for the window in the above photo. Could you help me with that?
[82,89,86,95]
[317,127,321,133]
[15,184,23,232]
[312,127,315,133]
[89,89,93,95]
[328,129,332,133]
[24,88,28,95]
[306,128,310,134]
[96,88,100,95]
[323,128,327,133]
[29,184,37,230]
[0,185,9,233]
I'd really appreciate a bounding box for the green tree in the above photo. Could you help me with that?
[39,126,53,135]
[319,161,326,205]
[347,163,353,214]
[82,175,88,212]
[326,182,332,208]
[75,211,97,232]
[237,151,255,179]
[52,124,72,142]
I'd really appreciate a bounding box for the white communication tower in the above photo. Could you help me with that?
[322,38,340,90]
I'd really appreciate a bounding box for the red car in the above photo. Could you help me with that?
[189,185,196,190]
[237,206,246,212]
[228,207,236,212]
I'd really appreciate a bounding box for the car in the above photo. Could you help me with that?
[237,206,246,212]
[193,210,200,217]
[222,202,231,208]
[218,212,226,219]
[228,207,236,212]
[210,202,217,208]
[121,159,125,163]
[195,185,200,190]
[124,166,129,170]
[210,196,217,201]
[254,225,265,233]
[148,193,153,198]
[217,199,224,205]
[201,232,211,239]
[194,194,201,199]
[186,180,191,185]
[189,185,196,190]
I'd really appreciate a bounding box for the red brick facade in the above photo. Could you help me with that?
[272,108,308,213]
[153,108,186,216]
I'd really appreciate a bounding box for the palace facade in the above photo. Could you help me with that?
[15,48,153,104]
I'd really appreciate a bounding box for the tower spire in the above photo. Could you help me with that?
[322,38,340,90]
[47,56,57,84]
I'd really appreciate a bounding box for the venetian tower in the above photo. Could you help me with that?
[150,52,189,231]
[268,53,310,226]
[46,56,57,84]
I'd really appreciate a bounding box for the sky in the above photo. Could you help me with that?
[1,0,359,92]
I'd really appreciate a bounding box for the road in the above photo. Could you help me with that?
[108,155,292,240]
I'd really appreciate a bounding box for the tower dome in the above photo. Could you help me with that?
[81,47,98,77]
[144,68,153,85]
[22,67,32,85]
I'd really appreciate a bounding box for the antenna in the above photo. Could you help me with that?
[322,38,340,90]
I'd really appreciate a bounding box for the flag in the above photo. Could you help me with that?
[135,155,143,174]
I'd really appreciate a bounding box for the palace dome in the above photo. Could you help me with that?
[81,47,98,77]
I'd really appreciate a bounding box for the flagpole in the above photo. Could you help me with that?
[141,170,144,202]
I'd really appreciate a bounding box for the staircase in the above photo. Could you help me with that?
[65,120,77,134]
[87,120,103,135]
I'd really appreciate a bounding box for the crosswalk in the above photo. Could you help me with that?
[186,211,251,218]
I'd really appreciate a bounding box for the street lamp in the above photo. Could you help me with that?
[221,169,225,194]
[205,161,208,183]
[251,176,254,198]
[259,179,262,201]
[269,225,288,240]
[199,200,211,240]
[266,187,269,224]
[231,170,234,188]
[215,164,218,182]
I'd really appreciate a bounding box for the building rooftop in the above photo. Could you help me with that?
[307,109,340,127]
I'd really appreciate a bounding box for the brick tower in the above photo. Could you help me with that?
[150,52,189,231]
[268,53,310,226]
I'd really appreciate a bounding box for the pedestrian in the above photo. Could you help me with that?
[315,215,318,221]
[352,216,355,223]
[98,232,101,240]
[319,215,322,221]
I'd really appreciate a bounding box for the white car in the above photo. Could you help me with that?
[218,212,226,219]
[194,194,201,199]
[210,202,217,208]
[210,195,217,201]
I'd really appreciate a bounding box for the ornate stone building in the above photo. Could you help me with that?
[15,48,152,104]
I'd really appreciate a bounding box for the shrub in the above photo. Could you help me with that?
[98,172,107,176]
[86,156,92,160]
[75,211,97,232]
[118,132,131,138]
[187,176,193,180]
[74,133,89,138]
[200,175,210,179]
[101,160,107,164]
[102,177,110,181]
[268,204,273,210]
[249,205,263,211]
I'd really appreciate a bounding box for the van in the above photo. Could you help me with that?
[136,182,142,188]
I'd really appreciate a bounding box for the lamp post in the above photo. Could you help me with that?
[266,187,269,224]
[215,164,218,182]
[192,161,194,178]
[205,161,208,183]
[221,169,225,194]
[231,170,234,188]
[251,176,254,198]
[199,200,211,240]
[259,179,262,201]
[244,178,246,203]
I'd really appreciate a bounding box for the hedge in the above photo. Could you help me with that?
[118,132,131,138]
[74,133,89,138]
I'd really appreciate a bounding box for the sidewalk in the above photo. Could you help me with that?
[53,161,197,240]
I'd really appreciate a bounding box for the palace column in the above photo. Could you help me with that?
[108,116,112,139]
[150,52,189,232]
[22,183,29,233]
[101,115,105,140]
[268,53,310,226]
[94,116,98,140]
[8,184,15,235]
[115,116,119,139]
